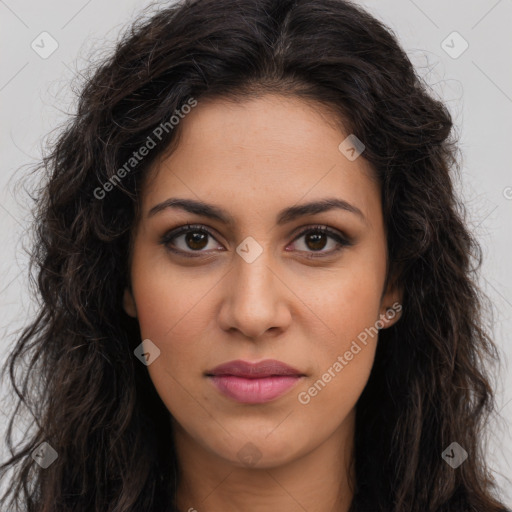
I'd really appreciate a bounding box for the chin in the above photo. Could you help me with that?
[206,429,305,469]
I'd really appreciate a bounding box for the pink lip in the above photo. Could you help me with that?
[206,359,304,404]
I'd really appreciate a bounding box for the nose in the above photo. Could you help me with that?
[217,248,292,340]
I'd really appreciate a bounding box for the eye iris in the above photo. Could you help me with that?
[186,231,208,250]
[306,231,327,251]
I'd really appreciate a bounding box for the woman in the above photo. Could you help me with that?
[0,0,510,510]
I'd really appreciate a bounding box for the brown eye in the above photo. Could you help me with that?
[160,224,223,257]
[289,226,352,258]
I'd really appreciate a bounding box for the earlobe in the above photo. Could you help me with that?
[123,287,137,318]
[379,274,403,329]
[378,302,402,329]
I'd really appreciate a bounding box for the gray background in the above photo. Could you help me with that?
[1,0,511,504]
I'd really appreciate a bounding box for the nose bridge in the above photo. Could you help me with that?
[219,238,289,338]
[236,243,274,293]
[233,239,277,307]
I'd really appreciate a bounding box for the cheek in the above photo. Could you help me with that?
[301,254,386,352]
[127,250,211,402]
[130,241,216,344]
[132,275,214,433]
[292,340,376,457]
[294,278,381,413]
[289,253,385,419]
[133,274,212,371]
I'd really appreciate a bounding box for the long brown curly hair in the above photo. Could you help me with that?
[0,0,510,510]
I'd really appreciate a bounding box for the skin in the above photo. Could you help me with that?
[123,94,402,512]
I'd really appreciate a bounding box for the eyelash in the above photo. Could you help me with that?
[159,223,352,259]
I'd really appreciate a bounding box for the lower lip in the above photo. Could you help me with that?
[209,375,302,403]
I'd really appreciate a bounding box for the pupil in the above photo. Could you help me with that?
[307,232,326,251]
[186,232,208,250]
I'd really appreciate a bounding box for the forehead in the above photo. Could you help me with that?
[141,94,380,225]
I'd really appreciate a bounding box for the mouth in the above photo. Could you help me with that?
[205,359,305,404]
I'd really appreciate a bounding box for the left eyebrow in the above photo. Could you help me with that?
[147,197,366,225]
[275,198,366,225]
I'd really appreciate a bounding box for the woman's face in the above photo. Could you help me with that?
[124,94,401,469]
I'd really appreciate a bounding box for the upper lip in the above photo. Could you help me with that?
[206,359,304,378]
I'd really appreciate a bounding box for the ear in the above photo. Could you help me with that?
[378,273,403,329]
[123,287,137,318]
